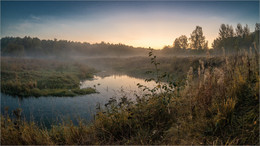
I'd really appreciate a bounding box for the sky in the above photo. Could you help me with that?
[1,1,259,49]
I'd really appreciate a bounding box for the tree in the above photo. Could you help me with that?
[173,35,188,50]
[189,26,207,50]
[212,23,256,54]
[227,25,234,38]
[243,24,250,37]
[219,24,227,39]
[236,23,243,37]
[3,43,25,57]
[219,24,234,39]
[203,41,209,50]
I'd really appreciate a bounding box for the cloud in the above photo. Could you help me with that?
[30,15,41,21]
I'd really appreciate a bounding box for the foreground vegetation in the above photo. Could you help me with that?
[1,48,259,144]
[1,57,97,97]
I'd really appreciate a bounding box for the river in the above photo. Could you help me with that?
[1,74,157,127]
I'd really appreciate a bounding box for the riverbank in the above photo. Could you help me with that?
[1,51,259,145]
[1,57,97,97]
[80,55,224,81]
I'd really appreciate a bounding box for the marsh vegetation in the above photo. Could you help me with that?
[1,23,259,145]
[1,49,259,145]
[1,57,97,97]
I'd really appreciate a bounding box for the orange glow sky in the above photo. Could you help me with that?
[1,1,259,49]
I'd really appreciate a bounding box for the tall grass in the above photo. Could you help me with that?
[1,48,259,144]
[167,47,259,144]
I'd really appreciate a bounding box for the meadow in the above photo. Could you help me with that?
[1,57,97,97]
[1,49,259,145]
[82,55,224,81]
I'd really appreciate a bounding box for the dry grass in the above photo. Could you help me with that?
[1,49,259,145]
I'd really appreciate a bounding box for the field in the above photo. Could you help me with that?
[1,57,97,97]
[1,50,259,145]
[81,55,224,81]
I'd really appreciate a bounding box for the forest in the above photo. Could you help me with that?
[1,37,148,58]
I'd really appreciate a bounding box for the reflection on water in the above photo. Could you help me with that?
[1,74,157,127]
[80,75,157,99]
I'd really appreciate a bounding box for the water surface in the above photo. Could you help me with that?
[1,74,157,127]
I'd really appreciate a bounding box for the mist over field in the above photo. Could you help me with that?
[1,1,259,145]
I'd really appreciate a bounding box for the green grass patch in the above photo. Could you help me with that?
[1,57,97,97]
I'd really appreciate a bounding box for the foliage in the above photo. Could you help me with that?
[212,23,259,54]
[161,23,258,56]
[190,26,208,50]
[219,24,234,39]
[173,35,189,50]
[1,36,149,57]
[166,48,259,144]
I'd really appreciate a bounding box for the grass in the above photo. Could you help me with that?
[82,55,224,81]
[1,48,259,144]
[1,57,97,97]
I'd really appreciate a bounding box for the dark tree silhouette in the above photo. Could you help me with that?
[212,23,257,54]
[173,35,188,50]
[219,24,234,39]
[0,36,149,57]
[189,26,207,50]
[236,23,243,37]
[243,24,250,37]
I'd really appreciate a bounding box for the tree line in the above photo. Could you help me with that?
[162,23,259,55]
[212,23,259,54]
[0,37,148,57]
[1,23,259,57]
